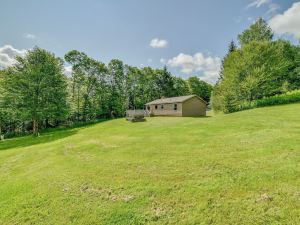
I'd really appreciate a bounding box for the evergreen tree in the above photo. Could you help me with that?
[173,77,190,96]
[218,40,237,82]
[155,66,175,97]
[228,40,237,53]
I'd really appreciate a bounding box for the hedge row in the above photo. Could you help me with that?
[237,90,300,112]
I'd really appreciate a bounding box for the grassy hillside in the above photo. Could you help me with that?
[0,104,299,225]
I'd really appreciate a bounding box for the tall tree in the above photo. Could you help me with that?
[173,77,190,96]
[108,59,126,117]
[125,65,151,109]
[65,51,87,121]
[228,40,237,53]
[238,17,273,46]
[155,66,175,97]
[0,71,4,139]
[65,50,107,120]
[187,76,213,103]
[218,40,237,82]
[2,47,69,135]
[213,40,298,113]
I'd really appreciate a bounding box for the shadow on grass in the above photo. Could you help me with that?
[0,129,77,151]
[184,116,212,118]
[149,115,212,118]
[0,119,110,152]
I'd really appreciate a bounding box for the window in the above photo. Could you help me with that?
[161,104,164,109]
[174,104,177,110]
[147,106,150,110]
[155,105,158,109]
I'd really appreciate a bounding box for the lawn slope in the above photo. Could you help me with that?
[0,104,299,225]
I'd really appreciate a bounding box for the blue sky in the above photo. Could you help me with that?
[0,0,299,82]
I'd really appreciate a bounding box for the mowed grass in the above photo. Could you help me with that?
[0,104,299,225]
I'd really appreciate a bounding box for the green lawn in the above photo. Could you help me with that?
[0,104,299,225]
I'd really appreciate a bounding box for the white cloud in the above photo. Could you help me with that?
[247,0,271,8]
[246,0,280,16]
[269,2,300,39]
[166,52,221,83]
[0,45,27,68]
[150,38,168,48]
[23,33,37,40]
[266,3,280,16]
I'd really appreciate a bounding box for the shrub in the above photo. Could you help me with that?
[236,89,300,112]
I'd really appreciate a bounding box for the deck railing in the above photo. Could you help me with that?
[125,110,147,122]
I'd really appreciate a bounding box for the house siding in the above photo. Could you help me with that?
[146,95,206,117]
[148,103,183,116]
[182,97,206,117]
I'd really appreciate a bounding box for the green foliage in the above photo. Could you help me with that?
[238,17,273,46]
[187,76,213,102]
[107,59,127,117]
[155,66,176,97]
[1,47,69,134]
[0,71,5,137]
[218,40,237,83]
[173,77,190,96]
[237,89,300,112]
[214,18,300,113]
[125,66,160,109]
[228,40,237,53]
[65,50,108,120]
[213,40,300,113]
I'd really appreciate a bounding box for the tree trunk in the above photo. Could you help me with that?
[33,119,39,136]
[77,87,80,121]
[0,125,3,141]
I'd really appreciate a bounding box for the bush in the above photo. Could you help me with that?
[236,90,300,112]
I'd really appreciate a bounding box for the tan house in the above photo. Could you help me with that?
[145,95,207,117]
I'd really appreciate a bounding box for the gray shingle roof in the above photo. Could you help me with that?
[145,95,206,105]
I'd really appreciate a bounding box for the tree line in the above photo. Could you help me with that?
[0,49,212,137]
[213,18,300,113]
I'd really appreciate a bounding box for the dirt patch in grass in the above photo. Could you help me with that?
[62,184,135,203]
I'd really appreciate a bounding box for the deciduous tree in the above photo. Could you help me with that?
[2,47,69,135]
[187,76,212,103]
[238,17,273,46]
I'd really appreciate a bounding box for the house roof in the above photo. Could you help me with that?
[145,95,206,105]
